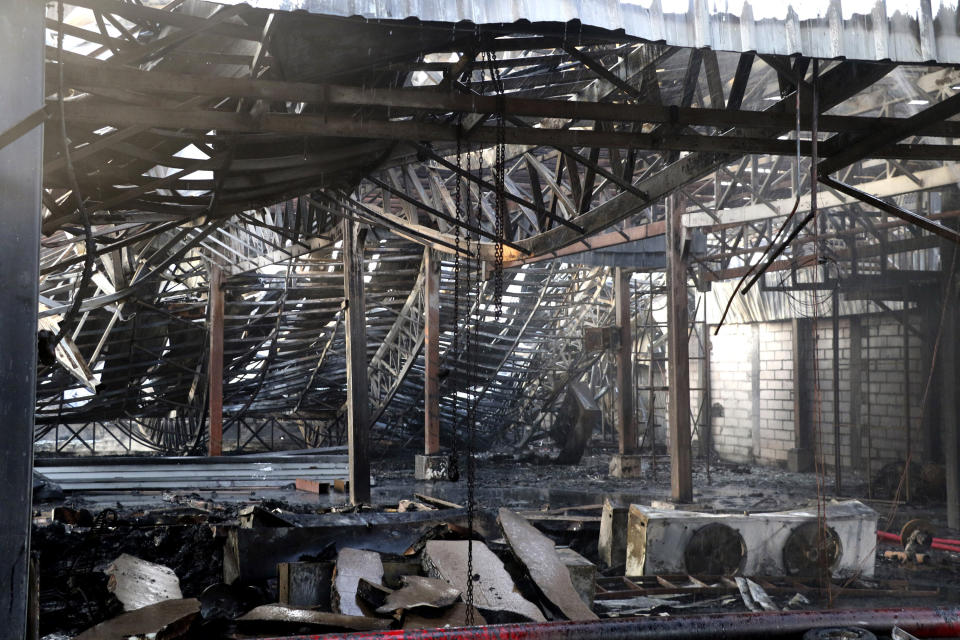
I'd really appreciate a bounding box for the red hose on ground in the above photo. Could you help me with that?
[256,607,960,640]
[878,530,960,552]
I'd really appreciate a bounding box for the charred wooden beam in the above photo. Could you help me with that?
[342,217,371,504]
[208,264,224,456]
[615,267,636,455]
[423,249,441,455]
[666,196,692,503]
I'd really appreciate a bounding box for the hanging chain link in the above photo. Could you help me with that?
[448,110,464,484]
[489,49,506,321]
[463,51,477,625]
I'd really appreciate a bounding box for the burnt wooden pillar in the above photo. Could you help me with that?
[208,264,224,456]
[343,218,371,504]
[615,267,636,454]
[666,196,692,502]
[942,209,960,528]
[903,296,912,502]
[423,249,441,455]
[833,290,842,495]
[789,317,815,472]
[849,316,863,469]
[700,319,712,479]
[750,324,761,460]
[0,2,43,635]
[944,282,959,528]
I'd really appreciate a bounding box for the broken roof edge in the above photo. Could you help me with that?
[241,0,960,65]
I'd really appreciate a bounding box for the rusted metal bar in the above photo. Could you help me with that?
[259,606,960,640]
[208,263,224,456]
[667,195,693,502]
[614,267,636,455]
[423,249,440,455]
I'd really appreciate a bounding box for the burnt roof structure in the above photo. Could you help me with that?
[24,0,960,458]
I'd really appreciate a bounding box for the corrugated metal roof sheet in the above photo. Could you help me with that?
[246,0,960,65]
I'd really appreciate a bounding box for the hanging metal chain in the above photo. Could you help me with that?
[463,51,477,625]
[448,109,464,484]
[488,49,506,321]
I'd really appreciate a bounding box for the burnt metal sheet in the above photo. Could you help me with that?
[333,548,384,617]
[223,509,499,583]
[422,540,547,623]
[74,598,200,640]
[237,604,392,631]
[33,454,349,491]
[498,508,598,621]
[249,0,960,65]
[376,576,460,614]
[105,554,183,612]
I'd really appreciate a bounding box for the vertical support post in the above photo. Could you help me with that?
[866,319,874,498]
[849,316,863,469]
[945,283,959,528]
[750,324,761,461]
[701,311,712,484]
[942,209,960,529]
[792,317,804,447]
[903,295,912,502]
[647,271,657,479]
[0,2,43,635]
[615,267,636,454]
[208,264,224,456]
[790,317,814,471]
[832,289,842,496]
[667,196,693,503]
[423,249,440,455]
[343,218,371,504]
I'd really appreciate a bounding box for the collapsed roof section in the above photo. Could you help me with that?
[34,0,960,454]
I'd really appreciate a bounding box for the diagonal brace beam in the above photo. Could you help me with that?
[818,175,960,245]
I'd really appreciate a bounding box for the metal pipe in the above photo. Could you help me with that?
[258,607,960,640]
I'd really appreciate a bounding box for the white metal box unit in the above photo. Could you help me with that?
[625,500,877,578]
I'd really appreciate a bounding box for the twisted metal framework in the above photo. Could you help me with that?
[29,0,960,455]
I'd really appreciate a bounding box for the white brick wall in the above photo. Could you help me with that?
[708,313,927,472]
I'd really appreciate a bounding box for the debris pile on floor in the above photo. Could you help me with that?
[35,494,607,639]
[32,482,959,639]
